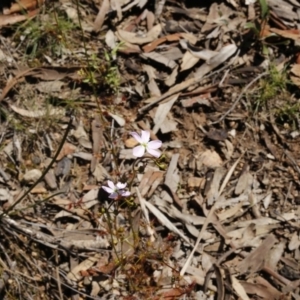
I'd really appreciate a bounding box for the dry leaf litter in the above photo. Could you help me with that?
[0,0,299,299]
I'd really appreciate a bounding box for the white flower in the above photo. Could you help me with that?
[102,180,131,199]
[130,130,162,158]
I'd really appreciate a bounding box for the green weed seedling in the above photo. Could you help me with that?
[251,64,300,128]
[79,44,123,94]
[14,10,76,60]
[254,64,289,111]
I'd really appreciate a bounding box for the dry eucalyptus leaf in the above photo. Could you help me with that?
[152,94,178,134]
[81,188,100,209]
[238,234,277,275]
[56,143,77,161]
[145,200,191,245]
[231,275,250,300]
[141,52,177,69]
[93,0,110,32]
[71,122,92,149]
[105,30,116,50]
[110,0,122,20]
[0,188,13,202]
[23,169,42,183]
[125,137,138,148]
[67,254,103,281]
[30,184,47,194]
[90,281,101,297]
[180,51,200,71]
[194,44,237,78]
[206,167,226,206]
[206,128,228,141]
[93,163,109,182]
[217,202,243,222]
[200,150,223,168]
[222,139,234,160]
[235,171,253,195]
[263,193,273,209]
[35,81,64,93]
[44,170,57,189]
[10,105,65,118]
[107,112,126,126]
[288,231,300,251]
[165,65,178,87]
[160,115,177,134]
[73,152,93,161]
[266,241,285,269]
[188,177,205,189]
[55,157,71,177]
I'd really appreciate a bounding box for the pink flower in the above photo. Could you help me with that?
[130,130,162,158]
[102,180,131,199]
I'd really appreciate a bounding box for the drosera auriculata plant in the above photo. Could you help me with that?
[98,129,185,297]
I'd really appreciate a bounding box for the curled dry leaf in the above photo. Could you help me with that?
[117,24,162,45]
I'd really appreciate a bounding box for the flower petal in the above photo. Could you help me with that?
[130,132,143,143]
[109,192,119,199]
[102,186,114,194]
[121,190,131,197]
[147,148,161,158]
[116,182,127,189]
[147,140,162,150]
[132,145,145,157]
[141,130,150,143]
[107,180,115,190]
